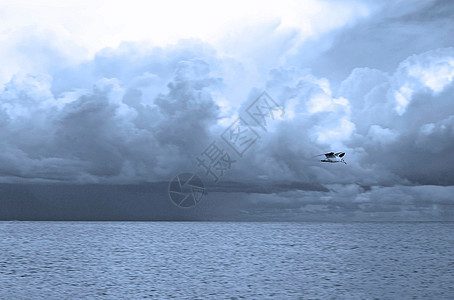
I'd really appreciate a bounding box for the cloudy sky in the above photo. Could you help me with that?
[0,0,453,221]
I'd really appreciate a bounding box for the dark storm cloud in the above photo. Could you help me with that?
[206,180,329,194]
[397,0,454,23]
[294,0,454,85]
[0,46,223,184]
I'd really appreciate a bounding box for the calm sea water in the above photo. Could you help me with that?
[0,222,453,299]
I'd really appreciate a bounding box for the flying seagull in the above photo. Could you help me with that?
[314,152,347,164]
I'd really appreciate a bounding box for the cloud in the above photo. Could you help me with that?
[0,0,454,220]
[336,48,454,186]
[0,42,226,183]
[224,184,454,221]
[293,0,454,85]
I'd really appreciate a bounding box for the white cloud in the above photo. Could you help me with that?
[367,125,398,145]
[394,85,413,115]
[392,48,454,114]
[406,51,454,93]
[0,0,371,84]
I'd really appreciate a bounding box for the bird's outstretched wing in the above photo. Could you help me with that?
[324,152,335,158]
[335,152,345,158]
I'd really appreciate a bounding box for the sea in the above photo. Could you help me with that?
[0,222,453,299]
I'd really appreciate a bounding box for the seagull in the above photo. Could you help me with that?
[314,152,347,164]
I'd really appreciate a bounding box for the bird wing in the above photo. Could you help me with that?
[335,152,345,158]
[324,152,335,158]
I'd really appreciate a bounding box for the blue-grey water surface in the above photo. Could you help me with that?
[0,222,453,299]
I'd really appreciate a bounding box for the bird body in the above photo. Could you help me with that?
[316,152,347,164]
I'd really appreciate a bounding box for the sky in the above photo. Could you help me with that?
[0,0,453,221]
